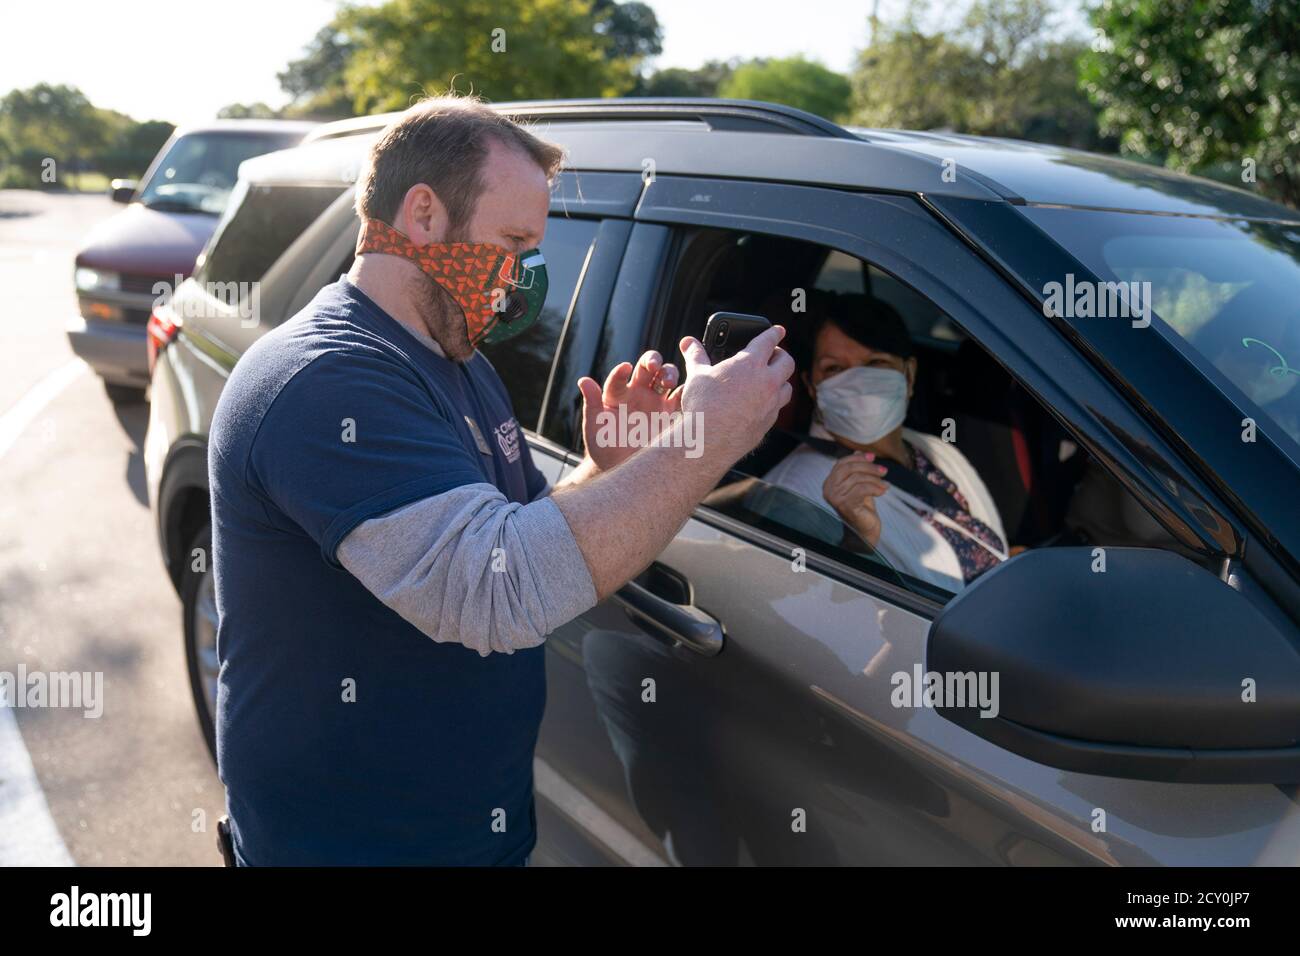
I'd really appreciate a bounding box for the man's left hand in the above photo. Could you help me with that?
[577,350,682,472]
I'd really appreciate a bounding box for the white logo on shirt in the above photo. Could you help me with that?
[495,418,521,463]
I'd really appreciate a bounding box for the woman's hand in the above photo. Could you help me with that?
[823,452,889,548]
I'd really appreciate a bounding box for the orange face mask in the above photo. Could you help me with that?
[355,218,548,346]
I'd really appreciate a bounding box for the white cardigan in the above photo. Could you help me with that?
[763,423,1008,593]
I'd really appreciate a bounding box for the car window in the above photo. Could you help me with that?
[703,471,920,593]
[658,226,1184,605]
[813,249,865,294]
[480,215,598,432]
[196,183,346,294]
[1022,205,1300,462]
[138,132,304,215]
[814,250,959,343]
[653,228,961,598]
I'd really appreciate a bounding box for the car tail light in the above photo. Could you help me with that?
[146,307,182,375]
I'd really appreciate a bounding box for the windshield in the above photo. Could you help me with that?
[1022,205,1300,464]
[137,131,303,215]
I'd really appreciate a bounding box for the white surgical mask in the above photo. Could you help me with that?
[815,365,909,445]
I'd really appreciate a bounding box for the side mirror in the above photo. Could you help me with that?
[109,179,138,204]
[927,547,1300,783]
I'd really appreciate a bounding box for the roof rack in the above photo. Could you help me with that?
[303,98,858,143]
[498,99,858,138]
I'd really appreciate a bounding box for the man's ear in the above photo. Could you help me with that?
[395,183,451,244]
[904,356,918,399]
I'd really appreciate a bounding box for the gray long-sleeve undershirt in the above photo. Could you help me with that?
[337,482,598,656]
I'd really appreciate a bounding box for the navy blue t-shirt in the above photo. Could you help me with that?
[209,277,549,865]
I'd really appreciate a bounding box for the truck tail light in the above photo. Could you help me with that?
[147,307,181,375]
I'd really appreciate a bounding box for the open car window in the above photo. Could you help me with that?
[813,249,961,345]
[699,471,950,601]
[654,221,1201,608]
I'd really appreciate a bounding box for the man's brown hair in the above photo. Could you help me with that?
[354,94,565,238]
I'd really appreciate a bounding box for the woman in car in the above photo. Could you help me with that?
[764,291,1008,593]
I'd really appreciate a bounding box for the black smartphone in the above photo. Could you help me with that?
[702,312,772,364]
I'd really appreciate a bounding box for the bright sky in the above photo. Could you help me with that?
[2,0,1085,127]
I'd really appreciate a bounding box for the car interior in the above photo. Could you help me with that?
[652,229,1191,599]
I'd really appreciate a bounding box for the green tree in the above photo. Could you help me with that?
[636,60,737,97]
[0,86,172,188]
[852,26,984,131]
[94,113,174,179]
[278,23,357,120]
[591,0,662,60]
[278,0,658,118]
[0,84,110,187]
[851,0,1107,149]
[1081,0,1300,208]
[218,102,281,119]
[718,56,851,121]
[329,0,656,113]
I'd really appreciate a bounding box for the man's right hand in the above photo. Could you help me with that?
[551,324,795,601]
[676,324,795,467]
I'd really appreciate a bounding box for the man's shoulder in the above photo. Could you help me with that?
[210,284,428,457]
[246,281,410,375]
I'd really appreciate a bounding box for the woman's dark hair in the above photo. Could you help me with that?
[766,289,914,369]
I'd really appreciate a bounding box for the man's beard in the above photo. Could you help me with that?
[412,272,474,362]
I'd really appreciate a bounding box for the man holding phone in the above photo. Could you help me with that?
[703,312,772,364]
[208,95,794,865]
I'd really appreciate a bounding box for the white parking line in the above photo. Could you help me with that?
[533,757,668,867]
[0,359,86,460]
[0,707,75,865]
[0,358,86,866]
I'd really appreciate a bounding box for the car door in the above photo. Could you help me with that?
[530,173,1300,866]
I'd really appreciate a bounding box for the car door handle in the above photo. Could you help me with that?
[614,580,725,657]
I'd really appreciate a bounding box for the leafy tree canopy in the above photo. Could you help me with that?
[719,56,852,121]
[1081,0,1300,206]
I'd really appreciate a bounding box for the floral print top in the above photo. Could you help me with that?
[907,442,1006,585]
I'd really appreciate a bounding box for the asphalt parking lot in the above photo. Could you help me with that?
[0,189,225,866]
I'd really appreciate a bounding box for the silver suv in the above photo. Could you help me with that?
[146,99,1300,866]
